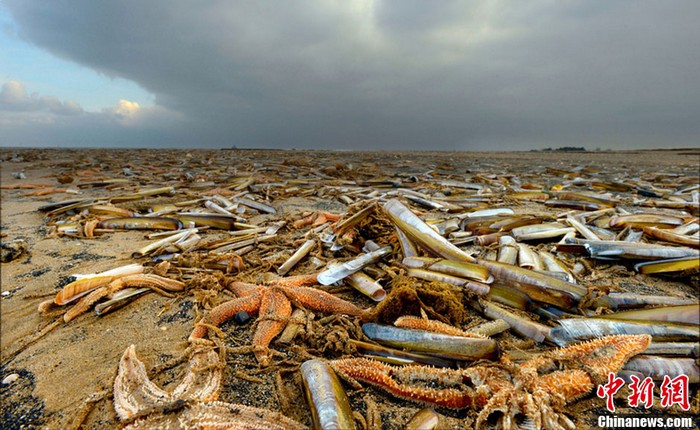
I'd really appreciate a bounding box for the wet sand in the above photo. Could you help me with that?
[1,148,698,429]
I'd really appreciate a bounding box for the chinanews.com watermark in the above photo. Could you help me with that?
[597,415,694,429]
[595,372,695,429]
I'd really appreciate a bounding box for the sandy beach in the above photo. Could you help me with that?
[1,148,698,429]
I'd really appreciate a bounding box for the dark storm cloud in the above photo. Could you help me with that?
[3,1,700,149]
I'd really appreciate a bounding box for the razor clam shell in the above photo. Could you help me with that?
[511,222,567,237]
[402,257,492,283]
[384,199,475,263]
[642,342,699,357]
[362,323,498,360]
[174,213,250,230]
[497,235,518,265]
[277,239,315,276]
[405,408,441,430]
[97,217,182,231]
[606,292,698,308]
[634,256,700,274]
[517,243,544,270]
[234,197,276,214]
[348,339,454,368]
[406,268,490,295]
[132,230,193,258]
[623,356,700,383]
[345,271,386,302]
[571,238,700,260]
[317,246,392,285]
[565,215,601,240]
[467,318,511,337]
[550,318,700,346]
[301,359,356,430]
[94,288,151,316]
[598,304,699,325]
[481,301,551,343]
[476,259,587,308]
[395,226,420,258]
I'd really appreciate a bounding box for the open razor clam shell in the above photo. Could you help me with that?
[362,323,498,360]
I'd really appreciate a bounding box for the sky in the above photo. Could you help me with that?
[1,1,698,151]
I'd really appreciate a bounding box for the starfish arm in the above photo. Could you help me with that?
[271,273,319,287]
[112,274,186,292]
[182,401,308,430]
[171,345,222,402]
[113,345,174,421]
[330,358,482,409]
[394,316,487,338]
[538,369,594,402]
[253,289,293,364]
[227,281,264,297]
[545,334,652,381]
[63,287,110,322]
[189,292,263,341]
[283,286,363,316]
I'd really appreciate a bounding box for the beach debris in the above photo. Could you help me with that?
[1,239,28,262]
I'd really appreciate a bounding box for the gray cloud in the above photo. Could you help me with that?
[3,1,699,149]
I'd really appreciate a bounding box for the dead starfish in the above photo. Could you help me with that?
[189,273,365,365]
[330,334,651,430]
[113,344,307,429]
[40,272,186,322]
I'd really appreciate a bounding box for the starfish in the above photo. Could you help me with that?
[189,273,365,365]
[330,334,651,430]
[113,344,307,430]
[40,273,186,322]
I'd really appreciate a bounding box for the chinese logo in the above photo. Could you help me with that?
[596,373,690,412]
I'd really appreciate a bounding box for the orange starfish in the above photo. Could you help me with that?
[331,334,651,430]
[189,274,365,365]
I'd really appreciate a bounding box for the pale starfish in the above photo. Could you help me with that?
[330,334,652,430]
[113,344,307,430]
[189,274,365,365]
